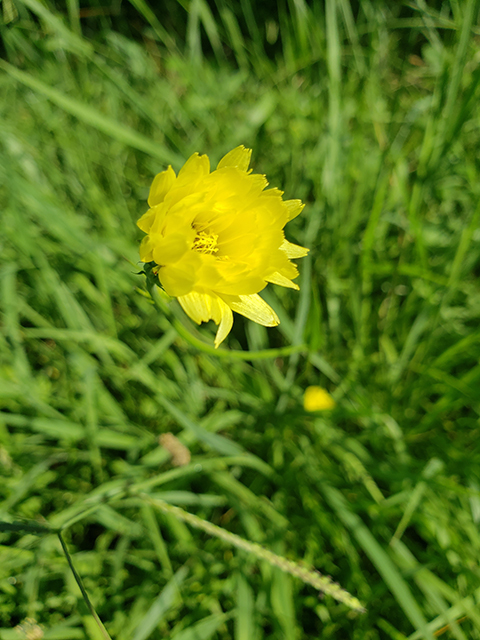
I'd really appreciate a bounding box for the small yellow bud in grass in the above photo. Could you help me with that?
[304,386,336,411]
[137,146,308,347]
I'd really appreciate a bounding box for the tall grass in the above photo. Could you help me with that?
[1,1,480,638]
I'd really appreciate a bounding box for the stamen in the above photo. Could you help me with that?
[193,231,218,254]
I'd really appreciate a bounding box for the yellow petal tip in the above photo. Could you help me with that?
[217,145,252,171]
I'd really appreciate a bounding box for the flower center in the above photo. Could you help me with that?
[192,230,219,255]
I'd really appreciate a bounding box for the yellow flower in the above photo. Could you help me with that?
[138,146,308,347]
[304,386,336,411]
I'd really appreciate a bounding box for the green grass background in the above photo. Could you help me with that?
[1,0,480,638]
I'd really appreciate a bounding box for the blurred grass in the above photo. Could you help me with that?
[1,0,480,638]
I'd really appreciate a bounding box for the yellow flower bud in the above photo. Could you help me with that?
[304,386,336,412]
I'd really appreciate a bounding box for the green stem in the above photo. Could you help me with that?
[150,284,306,360]
[57,532,113,640]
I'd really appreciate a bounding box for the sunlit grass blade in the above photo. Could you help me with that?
[320,484,433,638]
[131,566,188,640]
[0,60,182,164]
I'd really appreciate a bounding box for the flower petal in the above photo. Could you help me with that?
[220,293,279,327]
[148,165,176,207]
[177,291,215,323]
[266,271,299,290]
[139,235,153,262]
[151,233,191,265]
[177,291,234,348]
[280,239,309,258]
[178,152,210,179]
[284,199,305,221]
[137,209,157,233]
[159,253,203,296]
[217,145,252,171]
[214,302,233,348]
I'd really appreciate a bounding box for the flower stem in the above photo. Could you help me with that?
[151,285,307,359]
